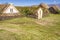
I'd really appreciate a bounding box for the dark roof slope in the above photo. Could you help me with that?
[49,5,60,14]
[0,4,9,13]
[51,5,60,10]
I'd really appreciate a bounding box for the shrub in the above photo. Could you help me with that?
[21,8,33,16]
[42,8,50,17]
[57,10,60,14]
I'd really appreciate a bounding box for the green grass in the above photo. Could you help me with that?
[0,14,60,40]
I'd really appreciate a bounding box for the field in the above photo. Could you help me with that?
[0,14,60,40]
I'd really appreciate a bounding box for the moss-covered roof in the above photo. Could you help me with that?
[39,3,49,9]
[50,5,60,10]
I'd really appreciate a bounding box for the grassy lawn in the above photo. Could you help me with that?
[0,14,60,40]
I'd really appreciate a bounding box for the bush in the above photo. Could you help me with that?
[42,8,50,17]
[21,8,33,16]
[57,10,60,14]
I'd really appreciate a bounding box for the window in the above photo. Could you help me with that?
[10,9,13,13]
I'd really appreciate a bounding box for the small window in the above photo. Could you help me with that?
[10,9,13,13]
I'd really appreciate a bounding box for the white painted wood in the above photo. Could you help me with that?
[3,4,19,13]
[37,8,43,19]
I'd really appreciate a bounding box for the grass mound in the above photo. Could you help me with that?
[0,14,60,40]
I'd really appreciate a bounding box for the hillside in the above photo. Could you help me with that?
[0,14,60,40]
[48,4,60,8]
[16,4,60,16]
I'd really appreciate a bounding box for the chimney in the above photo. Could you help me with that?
[9,3,13,5]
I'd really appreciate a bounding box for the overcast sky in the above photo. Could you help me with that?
[0,0,60,6]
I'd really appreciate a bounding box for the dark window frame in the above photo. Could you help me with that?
[10,9,13,13]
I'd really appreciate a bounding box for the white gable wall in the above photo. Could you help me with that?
[3,5,19,13]
[37,8,43,19]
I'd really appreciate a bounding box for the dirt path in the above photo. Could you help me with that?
[0,27,40,36]
[0,27,26,35]
[34,19,54,26]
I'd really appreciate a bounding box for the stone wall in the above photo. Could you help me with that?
[0,13,20,20]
